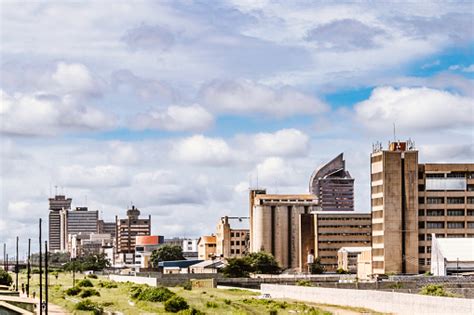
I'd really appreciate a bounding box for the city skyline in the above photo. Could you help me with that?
[1,1,473,253]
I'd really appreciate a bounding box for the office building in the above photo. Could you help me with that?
[48,195,72,251]
[197,235,217,260]
[116,206,151,264]
[69,233,112,258]
[370,140,474,274]
[314,212,371,272]
[98,219,116,237]
[216,216,249,258]
[309,153,355,211]
[60,207,99,252]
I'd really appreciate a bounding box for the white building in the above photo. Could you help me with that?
[431,234,474,276]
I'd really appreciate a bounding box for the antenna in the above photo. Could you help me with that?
[393,122,396,141]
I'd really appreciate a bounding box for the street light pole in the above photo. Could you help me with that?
[27,239,31,297]
[15,236,19,292]
[45,241,48,315]
[39,218,43,315]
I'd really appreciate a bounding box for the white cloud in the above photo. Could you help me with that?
[171,135,234,165]
[0,90,116,136]
[243,128,310,157]
[354,86,473,132]
[133,104,214,132]
[449,64,474,73]
[255,157,301,187]
[201,80,328,117]
[52,62,99,95]
[58,165,129,187]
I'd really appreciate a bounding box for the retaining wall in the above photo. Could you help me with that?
[109,275,157,286]
[261,284,474,315]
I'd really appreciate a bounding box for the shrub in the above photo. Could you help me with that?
[336,268,350,274]
[129,285,144,299]
[164,296,189,313]
[296,280,312,287]
[77,279,94,287]
[87,274,98,279]
[424,271,433,276]
[98,281,118,288]
[205,301,218,308]
[0,270,12,286]
[177,308,204,315]
[65,286,81,296]
[224,299,231,305]
[135,287,175,302]
[181,281,192,291]
[389,282,403,289]
[75,299,103,315]
[79,288,100,298]
[419,284,456,297]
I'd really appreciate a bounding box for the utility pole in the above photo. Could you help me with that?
[27,238,31,297]
[45,241,48,315]
[39,218,43,315]
[15,236,19,292]
[3,243,5,271]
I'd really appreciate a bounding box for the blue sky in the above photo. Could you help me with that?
[0,1,473,253]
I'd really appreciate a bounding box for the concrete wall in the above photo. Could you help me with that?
[109,275,157,286]
[261,284,474,315]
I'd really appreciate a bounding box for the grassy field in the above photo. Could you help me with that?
[13,271,381,314]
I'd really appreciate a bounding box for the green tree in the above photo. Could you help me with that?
[222,257,252,278]
[247,252,280,274]
[0,270,12,286]
[309,257,325,274]
[151,245,185,267]
[63,253,110,272]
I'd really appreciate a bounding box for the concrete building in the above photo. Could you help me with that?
[162,238,199,259]
[309,153,354,211]
[135,235,164,268]
[370,140,474,274]
[116,206,151,264]
[48,195,72,251]
[216,216,249,258]
[97,219,116,237]
[249,190,319,270]
[197,235,216,260]
[357,248,373,280]
[337,247,371,273]
[69,233,113,258]
[60,207,99,252]
[314,212,372,272]
[430,234,474,276]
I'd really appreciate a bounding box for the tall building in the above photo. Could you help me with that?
[370,140,474,275]
[98,219,116,237]
[61,207,99,252]
[309,153,355,211]
[116,206,151,264]
[313,212,371,272]
[215,216,249,258]
[48,195,72,251]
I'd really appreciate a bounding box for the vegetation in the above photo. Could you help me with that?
[65,286,81,296]
[75,299,103,315]
[388,282,403,289]
[97,280,118,288]
[0,270,12,286]
[205,301,218,308]
[419,284,457,297]
[164,295,189,313]
[62,253,110,272]
[297,280,313,287]
[309,257,325,274]
[131,286,175,302]
[79,288,100,298]
[423,271,433,276]
[222,251,280,277]
[76,278,94,287]
[336,268,350,274]
[151,245,185,267]
[87,273,98,279]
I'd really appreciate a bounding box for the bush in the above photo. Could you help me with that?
[79,288,100,298]
[75,299,103,315]
[419,284,456,297]
[87,274,98,279]
[134,286,175,302]
[424,271,433,276]
[0,270,12,286]
[296,280,312,287]
[336,268,350,274]
[177,308,204,315]
[164,295,189,313]
[181,281,192,290]
[77,279,94,287]
[224,299,231,305]
[65,286,81,296]
[205,301,218,308]
[98,280,118,288]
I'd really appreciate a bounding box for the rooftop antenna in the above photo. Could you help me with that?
[393,122,397,142]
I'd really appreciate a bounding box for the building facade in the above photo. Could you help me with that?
[197,235,216,260]
[48,195,72,251]
[135,235,164,268]
[309,153,355,211]
[116,206,151,264]
[98,219,116,237]
[314,212,372,272]
[337,246,371,273]
[370,140,474,274]
[60,207,99,252]
[216,216,249,258]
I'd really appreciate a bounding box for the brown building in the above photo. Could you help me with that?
[313,212,372,272]
[215,216,249,258]
[370,140,474,275]
[309,153,355,211]
[98,219,116,237]
[115,206,151,264]
[197,235,217,260]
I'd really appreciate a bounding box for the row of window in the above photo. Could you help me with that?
[230,240,246,246]
[425,172,474,179]
[230,232,247,237]
[318,217,370,221]
[419,209,474,216]
[419,222,474,229]
[419,258,431,266]
[426,197,469,204]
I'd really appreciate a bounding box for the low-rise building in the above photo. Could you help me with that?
[357,248,373,280]
[337,247,371,273]
[135,235,164,268]
[198,235,216,260]
[431,234,474,276]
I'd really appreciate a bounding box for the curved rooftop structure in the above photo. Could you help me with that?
[309,153,354,211]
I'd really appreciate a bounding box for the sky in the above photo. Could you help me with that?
[1,1,473,254]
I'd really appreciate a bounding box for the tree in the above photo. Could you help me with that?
[222,257,252,278]
[309,257,325,274]
[247,252,280,274]
[63,253,110,272]
[0,270,12,286]
[151,245,185,267]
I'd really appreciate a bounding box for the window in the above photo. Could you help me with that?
[447,222,464,229]
[467,185,474,191]
[467,222,474,228]
[230,241,234,245]
[418,197,425,204]
[447,234,464,238]
[241,240,246,245]
[236,249,240,254]
[419,258,425,265]
[468,197,474,204]
[418,184,425,191]
[436,234,445,238]
[427,234,432,240]
[372,185,383,194]
[427,210,444,216]
[418,210,425,216]
[427,246,432,253]
[427,258,431,265]
[426,173,445,178]
[427,222,444,229]
[230,249,234,254]
[418,234,425,241]
[236,241,240,246]
[418,246,425,253]
[230,232,234,237]
[447,197,465,204]
[419,222,425,229]
[447,210,464,216]
[236,232,240,237]
[447,172,465,178]
[468,210,474,216]
[427,197,444,204]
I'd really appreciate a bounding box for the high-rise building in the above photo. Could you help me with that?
[98,219,116,237]
[216,216,249,258]
[48,195,72,251]
[370,140,474,275]
[61,207,99,252]
[309,153,355,211]
[116,206,151,264]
